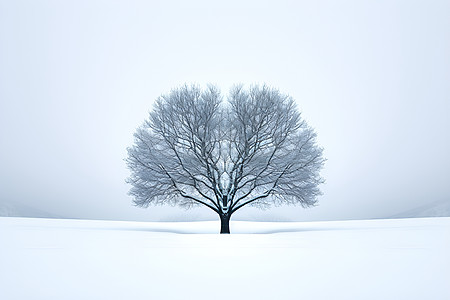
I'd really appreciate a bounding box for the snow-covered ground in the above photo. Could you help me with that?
[1,217,449,300]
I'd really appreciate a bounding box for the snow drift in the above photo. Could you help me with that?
[1,217,449,300]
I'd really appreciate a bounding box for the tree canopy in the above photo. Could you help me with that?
[126,84,324,233]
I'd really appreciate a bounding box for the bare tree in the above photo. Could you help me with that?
[126,84,324,233]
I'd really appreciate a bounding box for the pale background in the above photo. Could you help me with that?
[1,0,449,221]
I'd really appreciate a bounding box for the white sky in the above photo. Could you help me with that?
[1,0,449,221]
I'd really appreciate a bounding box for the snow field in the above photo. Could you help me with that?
[1,217,449,300]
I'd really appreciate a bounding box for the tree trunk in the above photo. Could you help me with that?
[220,214,230,234]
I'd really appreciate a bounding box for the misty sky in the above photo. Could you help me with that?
[1,0,449,222]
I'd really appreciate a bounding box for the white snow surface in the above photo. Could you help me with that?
[1,217,449,300]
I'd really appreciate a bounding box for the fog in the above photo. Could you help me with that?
[1,0,449,221]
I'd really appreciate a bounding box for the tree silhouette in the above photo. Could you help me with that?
[127,84,324,233]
